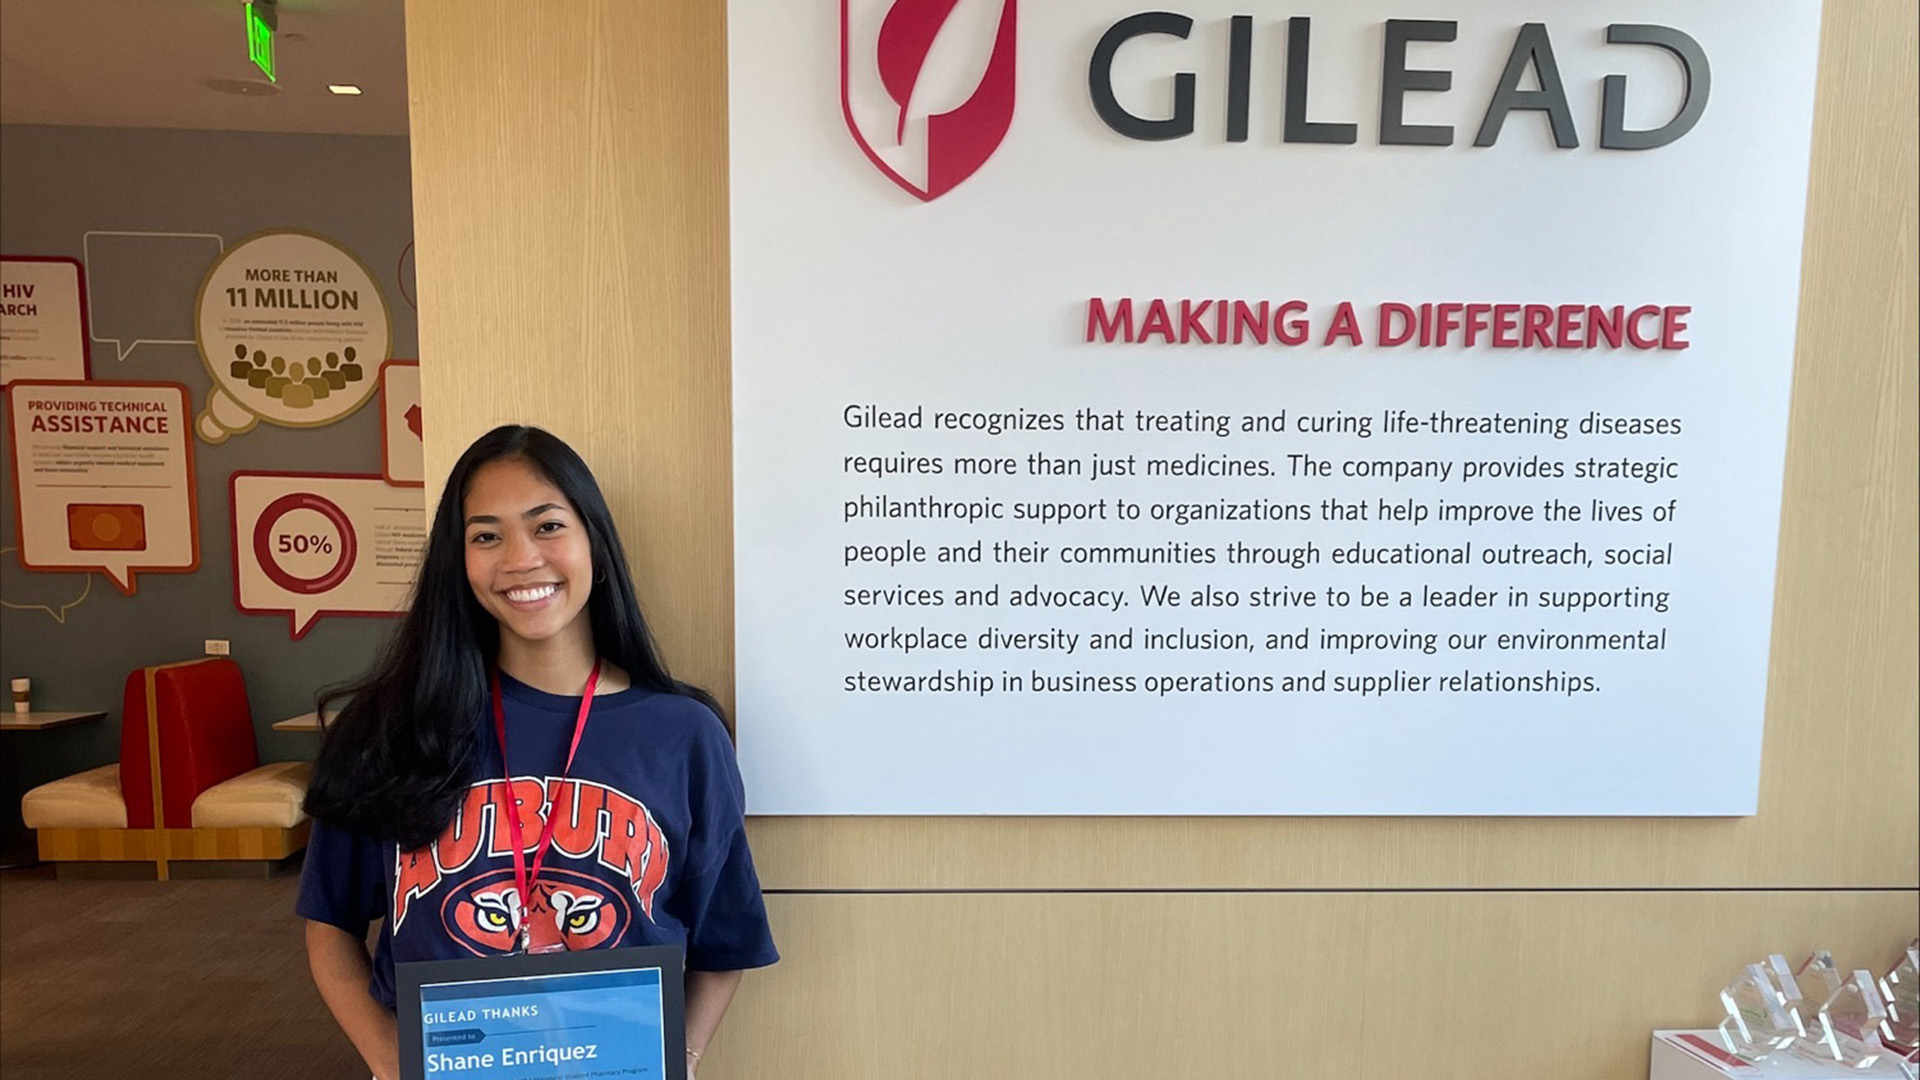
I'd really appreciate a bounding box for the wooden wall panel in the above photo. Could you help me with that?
[407,0,1916,894]
[706,891,1918,1080]
[404,0,734,703]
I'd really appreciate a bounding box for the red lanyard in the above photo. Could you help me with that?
[490,660,599,949]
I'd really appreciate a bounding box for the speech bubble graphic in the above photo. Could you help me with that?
[195,230,392,443]
[5,381,199,594]
[379,360,423,487]
[81,232,223,363]
[231,472,425,639]
[1,256,92,385]
[0,547,94,625]
[196,385,259,443]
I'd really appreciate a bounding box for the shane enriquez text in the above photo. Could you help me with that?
[425,1043,600,1072]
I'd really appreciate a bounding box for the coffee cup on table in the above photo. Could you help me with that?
[10,678,29,714]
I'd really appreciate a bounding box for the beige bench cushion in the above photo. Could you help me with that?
[191,761,312,829]
[22,764,127,829]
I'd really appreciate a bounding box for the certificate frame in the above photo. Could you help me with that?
[397,945,686,1080]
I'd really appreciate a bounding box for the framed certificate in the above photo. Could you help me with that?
[397,946,686,1080]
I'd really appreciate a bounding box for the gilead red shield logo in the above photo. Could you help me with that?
[841,0,1017,201]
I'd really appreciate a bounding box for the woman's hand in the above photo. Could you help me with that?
[684,969,744,1077]
[305,920,400,1080]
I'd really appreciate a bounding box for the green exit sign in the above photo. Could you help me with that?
[246,2,276,82]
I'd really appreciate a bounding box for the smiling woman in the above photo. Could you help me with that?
[461,458,599,668]
[295,425,777,1080]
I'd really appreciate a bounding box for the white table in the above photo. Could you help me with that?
[1652,1030,1909,1078]
[272,709,334,732]
[0,710,109,866]
[0,710,106,732]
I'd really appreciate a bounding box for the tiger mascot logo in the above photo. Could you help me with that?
[391,777,669,953]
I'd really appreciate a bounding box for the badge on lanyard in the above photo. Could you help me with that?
[491,661,600,955]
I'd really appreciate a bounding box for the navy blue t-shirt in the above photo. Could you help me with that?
[296,674,778,1009]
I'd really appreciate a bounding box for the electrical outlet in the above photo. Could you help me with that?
[204,639,230,656]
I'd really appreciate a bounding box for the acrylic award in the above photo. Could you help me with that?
[1798,949,1845,1004]
[1882,940,1919,1077]
[1764,954,1813,1033]
[1796,967,1895,1069]
[1718,962,1801,1060]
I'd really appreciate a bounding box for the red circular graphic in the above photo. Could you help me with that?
[252,493,357,595]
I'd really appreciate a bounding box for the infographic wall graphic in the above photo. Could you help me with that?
[231,472,426,639]
[729,1,1824,814]
[194,229,391,443]
[5,381,198,593]
[380,361,424,487]
[82,231,224,366]
[3,228,413,631]
[0,546,93,624]
[0,257,90,385]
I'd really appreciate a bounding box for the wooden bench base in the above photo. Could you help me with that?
[35,822,311,878]
[53,853,305,881]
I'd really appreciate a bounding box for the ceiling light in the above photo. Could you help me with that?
[328,85,363,95]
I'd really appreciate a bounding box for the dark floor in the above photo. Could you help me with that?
[0,862,369,1079]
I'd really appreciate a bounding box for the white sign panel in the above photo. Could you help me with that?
[230,473,425,639]
[380,361,425,487]
[5,381,197,593]
[729,1,1823,814]
[0,258,90,385]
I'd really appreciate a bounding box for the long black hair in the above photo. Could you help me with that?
[302,424,721,849]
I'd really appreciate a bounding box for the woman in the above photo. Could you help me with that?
[298,425,776,1080]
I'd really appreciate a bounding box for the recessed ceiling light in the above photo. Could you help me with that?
[328,84,363,95]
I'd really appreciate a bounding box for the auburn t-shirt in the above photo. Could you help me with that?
[296,673,778,1009]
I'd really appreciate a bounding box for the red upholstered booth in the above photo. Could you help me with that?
[20,658,312,877]
[121,658,261,829]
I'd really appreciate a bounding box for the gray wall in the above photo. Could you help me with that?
[0,124,417,846]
